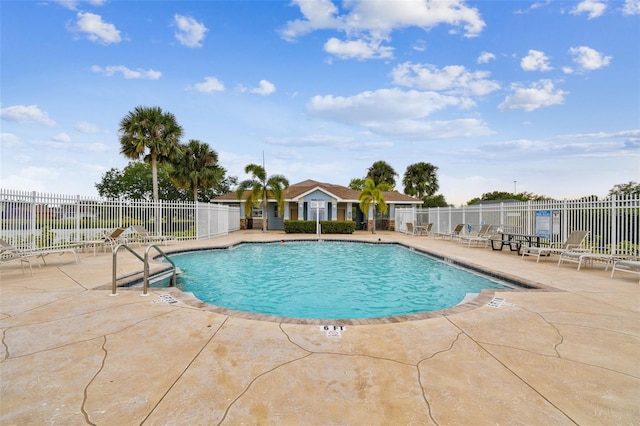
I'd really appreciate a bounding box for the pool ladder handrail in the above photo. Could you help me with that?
[111,243,176,296]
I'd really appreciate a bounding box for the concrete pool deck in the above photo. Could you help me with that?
[1,230,638,425]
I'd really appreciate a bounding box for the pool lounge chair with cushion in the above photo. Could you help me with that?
[610,259,640,283]
[72,227,127,255]
[521,230,590,263]
[132,225,176,245]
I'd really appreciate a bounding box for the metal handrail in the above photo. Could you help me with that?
[111,243,145,296]
[143,244,176,296]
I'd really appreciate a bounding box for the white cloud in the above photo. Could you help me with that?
[0,167,61,192]
[305,88,492,139]
[477,51,495,64]
[568,46,612,71]
[622,0,640,15]
[280,0,485,60]
[55,0,106,10]
[498,80,567,112]
[52,133,72,143]
[75,121,101,133]
[0,105,56,126]
[391,62,500,96]
[521,50,553,71]
[324,37,393,60]
[174,14,208,48]
[194,77,225,93]
[307,88,464,124]
[0,132,20,148]
[249,80,276,96]
[72,12,121,44]
[570,0,607,19]
[91,65,162,79]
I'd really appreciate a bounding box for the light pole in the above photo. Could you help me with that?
[513,180,517,194]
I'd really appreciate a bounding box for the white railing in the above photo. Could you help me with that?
[0,189,240,250]
[396,195,640,254]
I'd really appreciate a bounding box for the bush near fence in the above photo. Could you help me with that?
[284,220,355,234]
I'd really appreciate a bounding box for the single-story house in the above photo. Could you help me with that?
[213,179,422,231]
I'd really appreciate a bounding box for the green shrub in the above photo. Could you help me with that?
[284,220,355,234]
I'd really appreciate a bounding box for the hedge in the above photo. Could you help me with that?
[284,220,355,234]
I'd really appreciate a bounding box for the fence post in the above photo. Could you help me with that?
[610,195,617,254]
[30,191,37,249]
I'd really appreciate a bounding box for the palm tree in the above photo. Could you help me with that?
[402,162,440,203]
[358,178,392,234]
[169,139,224,201]
[235,163,289,233]
[367,160,397,188]
[118,106,184,202]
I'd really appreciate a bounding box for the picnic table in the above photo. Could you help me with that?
[490,233,543,253]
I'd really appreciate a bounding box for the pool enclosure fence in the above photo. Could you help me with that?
[395,195,640,255]
[0,189,240,250]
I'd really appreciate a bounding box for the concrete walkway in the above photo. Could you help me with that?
[1,231,638,425]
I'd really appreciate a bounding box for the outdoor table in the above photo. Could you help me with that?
[491,233,543,253]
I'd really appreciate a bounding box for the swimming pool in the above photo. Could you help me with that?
[167,241,512,320]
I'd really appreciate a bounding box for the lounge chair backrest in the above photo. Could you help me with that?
[563,230,589,249]
[426,223,433,232]
[133,225,150,237]
[106,227,126,240]
[477,224,491,235]
[406,223,414,232]
[452,224,464,234]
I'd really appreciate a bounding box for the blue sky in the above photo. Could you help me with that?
[1,0,639,205]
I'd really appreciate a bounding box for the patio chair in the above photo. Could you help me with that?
[132,225,176,246]
[71,227,127,255]
[403,223,416,236]
[521,230,590,263]
[415,223,433,236]
[610,259,640,283]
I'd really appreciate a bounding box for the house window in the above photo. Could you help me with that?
[251,207,262,218]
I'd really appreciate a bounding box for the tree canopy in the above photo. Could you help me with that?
[608,181,640,197]
[235,164,289,232]
[367,160,397,188]
[95,161,236,201]
[170,139,225,201]
[358,178,392,233]
[118,106,184,202]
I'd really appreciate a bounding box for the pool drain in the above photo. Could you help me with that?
[487,297,505,308]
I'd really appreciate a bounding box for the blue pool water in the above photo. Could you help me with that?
[168,241,511,320]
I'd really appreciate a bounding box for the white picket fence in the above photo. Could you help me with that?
[0,189,240,249]
[396,195,640,254]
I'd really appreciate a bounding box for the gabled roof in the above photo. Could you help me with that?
[213,179,421,204]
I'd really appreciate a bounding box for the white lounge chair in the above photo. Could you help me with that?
[72,227,127,255]
[610,259,640,283]
[521,230,590,262]
[132,225,176,245]
[436,223,464,240]
[0,238,78,275]
[458,224,492,247]
[558,249,636,271]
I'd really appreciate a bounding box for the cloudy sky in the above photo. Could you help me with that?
[1,0,638,205]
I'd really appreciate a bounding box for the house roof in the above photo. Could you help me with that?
[214,179,421,204]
